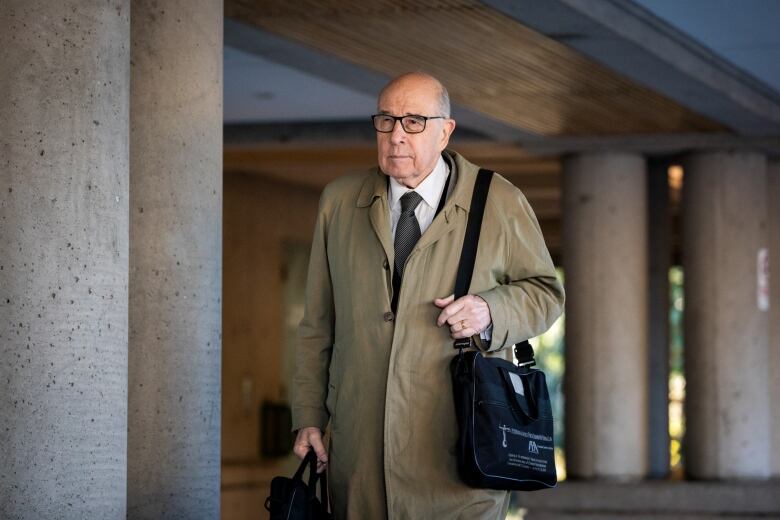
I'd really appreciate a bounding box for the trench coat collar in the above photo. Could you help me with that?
[356,150,480,260]
[355,150,477,213]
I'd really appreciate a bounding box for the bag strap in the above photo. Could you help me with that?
[451,169,536,364]
[319,468,329,513]
[452,169,493,349]
[293,450,315,483]
[302,450,330,513]
[453,169,493,301]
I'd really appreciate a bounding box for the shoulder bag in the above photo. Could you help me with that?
[449,169,557,491]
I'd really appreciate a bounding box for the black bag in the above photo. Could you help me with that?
[449,169,557,491]
[264,450,333,520]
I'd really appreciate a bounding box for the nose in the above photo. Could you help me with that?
[389,119,407,144]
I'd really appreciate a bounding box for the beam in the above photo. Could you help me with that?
[521,132,780,157]
[224,17,542,143]
[483,0,780,136]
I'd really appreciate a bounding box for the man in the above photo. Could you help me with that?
[292,72,564,519]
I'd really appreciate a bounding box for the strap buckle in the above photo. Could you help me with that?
[453,338,472,350]
[513,341,536,367]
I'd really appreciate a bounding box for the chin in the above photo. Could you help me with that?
[388,170,421,183]
[383,165,414,180]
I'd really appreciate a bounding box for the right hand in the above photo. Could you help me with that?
[293,426,328,473]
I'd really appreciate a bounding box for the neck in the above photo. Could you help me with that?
[402,175,428,189]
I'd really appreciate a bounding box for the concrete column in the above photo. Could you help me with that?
[0,2,129,519]
[647,160,670,478]
[769,159,780,477]
[127,1,223,518]
[682,151,770,479]
[563,152,649,479]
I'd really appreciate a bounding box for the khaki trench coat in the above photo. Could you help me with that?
[292,150,564,519]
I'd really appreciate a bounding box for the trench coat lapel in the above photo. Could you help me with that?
[356,153,478,261]
[358,169,394,266]
[416,151,476,252]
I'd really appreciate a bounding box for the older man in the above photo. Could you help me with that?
[292,72,564,519]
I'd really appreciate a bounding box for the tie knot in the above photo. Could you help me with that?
[400,191,423,213]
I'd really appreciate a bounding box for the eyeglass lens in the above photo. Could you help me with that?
[374,115,427,133]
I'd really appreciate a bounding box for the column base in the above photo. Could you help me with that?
[514,479,780,519]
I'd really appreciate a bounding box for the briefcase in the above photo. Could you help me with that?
[449,169,557,491]
[264,450,332,520]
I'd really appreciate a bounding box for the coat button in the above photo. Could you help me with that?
[383,311,394,322]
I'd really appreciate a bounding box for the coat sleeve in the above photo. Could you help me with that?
[476,183,565,352]
[291,193,335,432]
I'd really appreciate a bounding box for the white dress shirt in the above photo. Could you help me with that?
[388,155,450,237]
[387,155,492,342]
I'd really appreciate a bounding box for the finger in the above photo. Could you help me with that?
[309,431,328,466]
[448,296,490,326]
[451,326,475,340]
[437,300,466,327]
[293,443,307,459]
[433,294,455,308]
[448,316,468,335]
[293,431,311,459]
[444,295,478,325]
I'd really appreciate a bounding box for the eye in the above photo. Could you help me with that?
[377,115,394,124]
[403,116,425,131]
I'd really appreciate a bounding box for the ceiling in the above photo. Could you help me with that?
[222,0,780,260]
[634,0,780,92]
[224,0,780,136]
[225,0,726,135]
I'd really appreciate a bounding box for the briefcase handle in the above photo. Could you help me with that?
[293,450,330,507]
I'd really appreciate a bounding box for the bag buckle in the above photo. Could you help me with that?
[513,341,536,367]
[453,338,472,351]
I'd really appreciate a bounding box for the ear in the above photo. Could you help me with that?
[439,118,457,149]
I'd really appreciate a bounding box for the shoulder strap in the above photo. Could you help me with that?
[452,169,536,364]
[453,169,494,300]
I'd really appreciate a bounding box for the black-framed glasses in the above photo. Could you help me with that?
[371,114,446,134]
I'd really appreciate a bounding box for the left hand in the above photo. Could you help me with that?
[434,294,492,339]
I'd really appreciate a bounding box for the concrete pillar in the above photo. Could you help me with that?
[682,151,770,479]
[647,160,670,478]
[0,2,129,519]
[563,152,649,479]
[769,159,780,477]
[127,0,223,518]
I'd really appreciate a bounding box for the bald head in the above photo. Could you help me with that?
[374,72,456,188]
[378,72,451,118]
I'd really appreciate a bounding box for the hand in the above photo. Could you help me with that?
[434,294,492,339]
[293,426,328,473]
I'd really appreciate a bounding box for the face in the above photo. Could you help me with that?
[376,77,456,188]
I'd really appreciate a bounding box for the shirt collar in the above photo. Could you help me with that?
[388,155,449,210]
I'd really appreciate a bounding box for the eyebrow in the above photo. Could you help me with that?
[377,110,422,116]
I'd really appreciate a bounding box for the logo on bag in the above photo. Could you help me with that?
[499,424,510,448]
[528,440,540,454]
